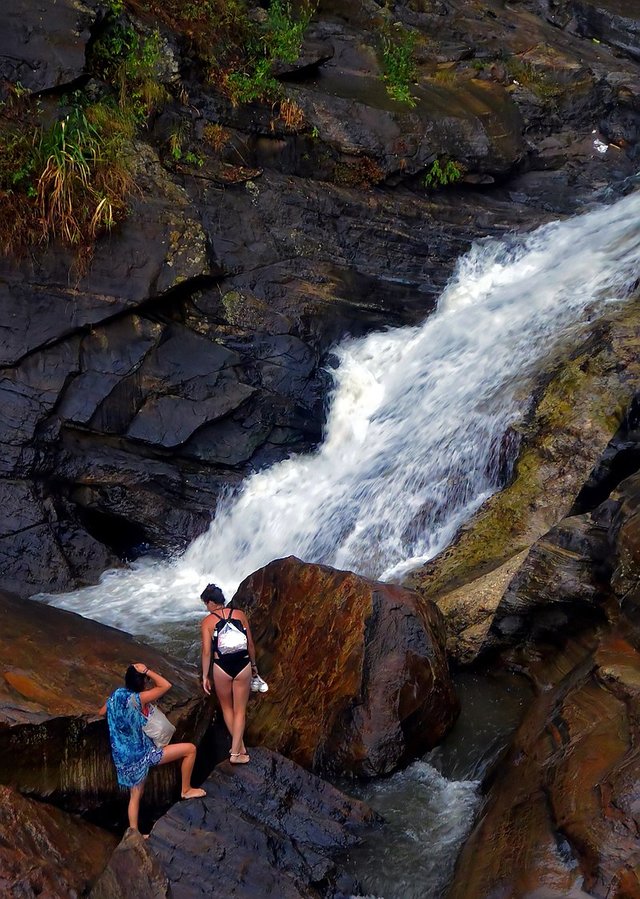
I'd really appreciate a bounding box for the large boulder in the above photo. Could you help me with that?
[0,784,117,898]
[0,0,96,96]
[0,591,213,817]
[233,556,458,777]
[90,828,170,899]
[406,301,640,663]
[148,746,377,899]
[448,626,640,898]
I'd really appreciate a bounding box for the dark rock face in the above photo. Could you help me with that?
[2,0,640,601]
[0,590,213,817]
[233,557,459,777]
[0,784,117,898]
[447,626,640,898]
[90,828,170,899]
[0,0,96,96]
[148,747,377,899]
[446,400,640,896]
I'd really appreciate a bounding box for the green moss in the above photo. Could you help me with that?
[380,23,417,107]
[406,305,640,602]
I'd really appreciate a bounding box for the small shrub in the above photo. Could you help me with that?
[380,24,417,107]
[274,97,306,131]
[0,93,133,255]
[423,157,463,188]
[202,123,232,154]
[504,58,564,103]
[333,156,385,188]
[91,23,167,122]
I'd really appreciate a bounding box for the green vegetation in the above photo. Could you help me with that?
[423,157,463,189]
[225,1,315,104]
[139,0,314,105]
[0,6,166,255]
[503,58,564,104]
[0,94,133,255]
[90,22,167,123]
[380,25,417,107]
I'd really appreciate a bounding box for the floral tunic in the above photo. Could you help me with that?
[106,687,164,787]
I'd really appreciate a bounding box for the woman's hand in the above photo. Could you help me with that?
[133,662,149,674]
[202,676,212,696]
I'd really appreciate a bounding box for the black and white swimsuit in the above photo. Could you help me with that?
[211,613,251,679]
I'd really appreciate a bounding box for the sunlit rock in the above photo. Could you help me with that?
[0,591,213,817]
[0,784,116,896]
[234,556,459,776]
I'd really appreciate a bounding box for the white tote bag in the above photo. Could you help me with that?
[142,704,176,748]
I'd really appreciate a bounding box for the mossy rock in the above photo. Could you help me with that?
[405,298,640,661]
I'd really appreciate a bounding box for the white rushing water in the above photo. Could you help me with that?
[40,190,640,641]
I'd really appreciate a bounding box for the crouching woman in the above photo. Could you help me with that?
[100,662,205,832]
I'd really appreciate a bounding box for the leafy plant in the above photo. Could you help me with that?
[91,23,166,123]
[423,157,463,188]
[381,25,417,107]
[0,93,133,255]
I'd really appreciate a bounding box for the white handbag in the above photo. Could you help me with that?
[142,704,176,748]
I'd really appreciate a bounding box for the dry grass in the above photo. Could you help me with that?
[274,97,306,131]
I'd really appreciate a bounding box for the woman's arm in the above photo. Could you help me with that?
[201,618,212,695]
[137,664,172,705]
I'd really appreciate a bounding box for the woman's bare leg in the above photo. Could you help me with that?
[212,663,235,737]
[128,782,145,830]
[230,665,251,759]
[213,663,235,743]
[159,742,205,798]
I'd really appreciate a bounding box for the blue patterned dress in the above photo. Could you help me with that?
[106,688,164,788]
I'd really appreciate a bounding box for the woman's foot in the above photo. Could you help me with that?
[229,751,250,764]
[181,787,207,799]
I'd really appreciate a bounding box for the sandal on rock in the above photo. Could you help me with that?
[229,751,250,764]
[181,788,206,799]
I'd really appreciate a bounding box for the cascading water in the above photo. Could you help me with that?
[36,191,640,899]
[39,190,640,642]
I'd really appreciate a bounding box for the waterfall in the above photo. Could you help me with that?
[39,190,640,641]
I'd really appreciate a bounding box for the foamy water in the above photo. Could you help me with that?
[38,191,640,643]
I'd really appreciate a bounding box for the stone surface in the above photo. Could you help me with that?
[90,828,170,899]
[448,627,640,898]
[148,746,377,899]
[0,0,96,96]
[0,784,117,899]
[406,302,640,663]
[233,556,458,777]
[0,590,213,815]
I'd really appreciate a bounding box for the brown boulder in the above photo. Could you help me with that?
[0,784,116,898]
[448,628,640,898]
[90,828,170,899]
[0,591,214,815]
[233,556,458,776]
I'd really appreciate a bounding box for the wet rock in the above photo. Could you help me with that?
[448,626,640,897]
[0,590,213,817]
[0,0,96,96]
[233,556,458,777]
[0,142,212,368]
[406,301,640,663]
[148,746,377,899]
[0,784,117,898]
[90,828,170,899]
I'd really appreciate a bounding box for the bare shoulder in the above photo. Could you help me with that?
[201,614,213,631]
[234,608,249,624]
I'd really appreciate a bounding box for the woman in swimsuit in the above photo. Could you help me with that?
[200,584,258,764]
[99,663,206,832]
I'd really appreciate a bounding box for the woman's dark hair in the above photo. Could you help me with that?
[125,665,147,693]
[201,583,226,605]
